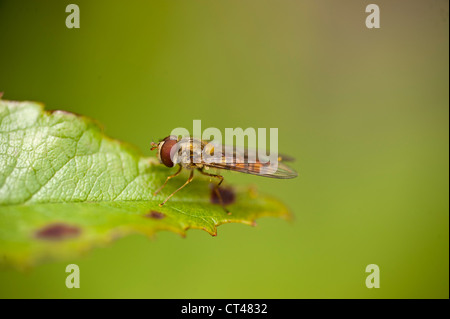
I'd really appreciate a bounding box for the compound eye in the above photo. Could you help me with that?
[160,139,178,167]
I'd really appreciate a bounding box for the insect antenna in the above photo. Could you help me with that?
[150,140,158,151]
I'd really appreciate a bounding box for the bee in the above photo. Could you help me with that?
[151,135,297,213]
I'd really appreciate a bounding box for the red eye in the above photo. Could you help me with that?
[160,139,178,167]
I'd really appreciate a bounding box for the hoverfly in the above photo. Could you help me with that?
[151,135,297,213]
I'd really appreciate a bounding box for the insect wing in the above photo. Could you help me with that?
[203,144,298,179]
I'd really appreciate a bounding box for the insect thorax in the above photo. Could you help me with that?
[174,138,204,169]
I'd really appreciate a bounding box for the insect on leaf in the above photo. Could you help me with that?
[0,100,292,269]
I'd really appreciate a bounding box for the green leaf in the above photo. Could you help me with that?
[0,100,292,269]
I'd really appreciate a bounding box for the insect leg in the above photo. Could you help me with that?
[154,165,182,196]
[159,169,194,207]
[198,168,230,215]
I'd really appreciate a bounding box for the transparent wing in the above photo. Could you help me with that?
[200,142,298,179]
[204,161,298,179]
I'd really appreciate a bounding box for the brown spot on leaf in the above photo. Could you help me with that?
[145,210,166,219]
[35,223,81,240]
[210,185,236,206]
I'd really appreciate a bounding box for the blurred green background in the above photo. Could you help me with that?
[0,0,448,298]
